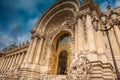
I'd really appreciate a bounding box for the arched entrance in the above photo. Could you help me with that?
[57,50,68,75]
[51,32,71,75]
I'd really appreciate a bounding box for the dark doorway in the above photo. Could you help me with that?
[57,50,68,75]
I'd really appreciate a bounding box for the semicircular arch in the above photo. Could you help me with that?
[36,1,79,32]
[43,9,75,32]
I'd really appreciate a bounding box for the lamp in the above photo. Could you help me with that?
[100,13,108,25]
[109,11,118,23]
[92,10,120,80]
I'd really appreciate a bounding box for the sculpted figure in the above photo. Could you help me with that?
[70,52,92,80]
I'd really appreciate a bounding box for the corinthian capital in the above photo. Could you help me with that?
[31,31,45,39]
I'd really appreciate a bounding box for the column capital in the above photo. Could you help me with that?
[75,9,92,20]
[75,12,83,20]
[31,31,45,40]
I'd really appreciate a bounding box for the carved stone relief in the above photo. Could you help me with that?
[68,52,92,80]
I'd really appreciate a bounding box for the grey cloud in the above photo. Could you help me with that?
[0,0,56,50]
[0,32,14,49]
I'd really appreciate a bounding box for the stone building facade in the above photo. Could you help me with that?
[0,0,120,80]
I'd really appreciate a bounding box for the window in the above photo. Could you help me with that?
[57,50,68,75]
[56,34,71,50]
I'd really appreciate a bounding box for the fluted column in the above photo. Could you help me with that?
[6,55,13,70]
[15,53,21,69]
[2,57,9,72]
[10,55,17,69]
[15,53,21,65]
[1,57,6,72]
[86,14,96,52]
[1,57,7,71]
[34,37,44,64]
[23,39,33,63]
[28,37,38,63]
[19,52,25,66]
[4,56,11,71]
[77,17,84,52]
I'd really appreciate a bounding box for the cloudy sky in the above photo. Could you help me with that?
[0,0,120,50]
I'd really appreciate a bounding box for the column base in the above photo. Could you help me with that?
[18,63,41,80]
[18,61,115,80]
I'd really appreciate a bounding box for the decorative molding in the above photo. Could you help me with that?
[61,18,76,30]
[31,32,45,39]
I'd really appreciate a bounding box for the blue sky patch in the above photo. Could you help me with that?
[0,0,119,50]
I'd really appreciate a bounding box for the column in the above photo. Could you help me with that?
[0,57,7,71]
[14,53,21,69]
[77,17,84,52]
[27,37,38,63]
[6,55,13,71]
[2,57,9,72]
[83,16,89,52]
[86,14,96,52]
[34,38,44,64]
[10,55,17,69]
[19,52,25,66]
[23,39,34,63]
[1,57,7,71]
[3,56,11,71]
[15,53,21,64]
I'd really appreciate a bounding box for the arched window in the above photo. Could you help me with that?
[57,50,68,75]
[56,34,71,50]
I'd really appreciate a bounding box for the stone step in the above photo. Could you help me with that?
[40,75,67,80]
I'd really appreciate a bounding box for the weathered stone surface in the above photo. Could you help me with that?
[0,0,120,80]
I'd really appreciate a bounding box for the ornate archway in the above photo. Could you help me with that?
[51,32,71,75]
